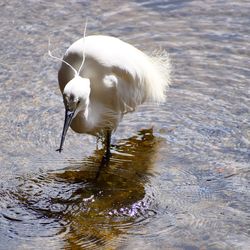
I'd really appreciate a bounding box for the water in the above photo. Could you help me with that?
[0,0,249,249]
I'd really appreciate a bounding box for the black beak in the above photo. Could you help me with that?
[56,109,75,153]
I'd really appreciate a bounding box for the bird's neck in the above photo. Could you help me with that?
[71,100,121,136]
[84,101,100,129]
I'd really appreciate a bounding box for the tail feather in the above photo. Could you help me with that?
[144,49,171,103]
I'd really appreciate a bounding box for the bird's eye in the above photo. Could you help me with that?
[77,100,80,105]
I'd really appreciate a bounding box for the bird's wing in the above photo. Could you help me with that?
[110,65,146,114]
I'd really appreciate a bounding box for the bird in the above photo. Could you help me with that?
[49,35,171,159]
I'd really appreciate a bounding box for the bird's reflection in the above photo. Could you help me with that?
[14,129,163,249]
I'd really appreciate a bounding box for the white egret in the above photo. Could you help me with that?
[50,35,171,158]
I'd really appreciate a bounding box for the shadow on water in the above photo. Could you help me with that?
[1,129,163,249]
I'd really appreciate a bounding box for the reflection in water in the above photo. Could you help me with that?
[2,129,162,249]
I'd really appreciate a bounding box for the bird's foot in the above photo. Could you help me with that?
[56,148,63,153]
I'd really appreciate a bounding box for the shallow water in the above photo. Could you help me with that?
[0,0,249,249]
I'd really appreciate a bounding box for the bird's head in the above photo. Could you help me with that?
[57,76,90,152]
[63,76,91,115]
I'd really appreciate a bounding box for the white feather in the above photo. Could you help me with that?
[58,35,171,136]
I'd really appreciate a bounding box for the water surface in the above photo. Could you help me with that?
[0,0,249,249]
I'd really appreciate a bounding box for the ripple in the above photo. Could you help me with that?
[0,129,163,249]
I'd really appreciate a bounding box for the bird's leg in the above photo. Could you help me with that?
[104,130,112,160]
[95,130,112,180]
[100,130,112,163]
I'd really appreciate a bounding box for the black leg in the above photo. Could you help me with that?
[95,130,112,180]
[105,130,111,159]
[101,130,111,163]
